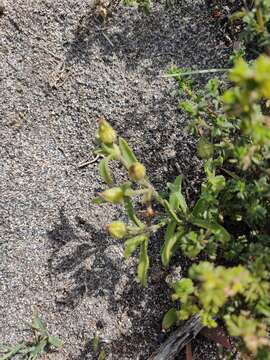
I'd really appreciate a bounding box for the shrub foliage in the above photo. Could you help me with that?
[92,0,270,358]
[94,54,270,357]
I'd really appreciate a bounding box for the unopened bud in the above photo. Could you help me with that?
[107,221,127,239]
[128,162,146,181]
[100,187,124,204]
[98,119,117,144]
[146,206,155,217]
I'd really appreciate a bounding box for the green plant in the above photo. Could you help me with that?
[0,311,63,360]
[165,55,270,357]
[121,0,152,14]
[231,0,270,54]
[92,334,106,360]
[94,55,270,357]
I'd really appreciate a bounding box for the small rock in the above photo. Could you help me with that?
[165,265,182,285]
[96,319,105,329]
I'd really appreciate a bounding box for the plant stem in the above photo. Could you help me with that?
[164,68,229,78]
[125,188,149,197]
[127,221,167,237]
[256,6,265,33]
[139,178,166,207]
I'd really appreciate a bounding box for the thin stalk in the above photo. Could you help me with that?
[127,221,168,237]
[164,68,229,78]
[139,178,166,207]
[125,188,149,197]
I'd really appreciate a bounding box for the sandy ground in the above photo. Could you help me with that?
[1,0,232,358]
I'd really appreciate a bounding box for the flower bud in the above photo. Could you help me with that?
[128,162,146,181]
[100,187,124,204]
[146,206,155,217]
[107,221,127,239]
[98,118,116,144]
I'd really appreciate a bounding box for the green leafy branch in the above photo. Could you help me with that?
[0,311,63,360]
[94,55,270,357]
[94,119,231,286]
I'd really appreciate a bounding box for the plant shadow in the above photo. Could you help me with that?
[47,209,172,359]
[48,209,121,308]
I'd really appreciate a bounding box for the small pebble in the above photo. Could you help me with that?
[165,265,182,285]
[96,319,105,329]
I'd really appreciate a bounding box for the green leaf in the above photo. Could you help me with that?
[178,192,188,214]
[99,157,113,185]
[121,181,132,192]
[92,197,106,205]
[191,218,230,244]
[28,338,47,360]
[180,100,197,116]
[124,197,144,228]
[192,198,208,218]
[98,350,106,360]
[162,308,178,330]
[229,57,253,83]
[180,231,204,258]
[48,336,64,348]
[172,278,194,302]
[124,235,147,258]
[0,344,25,360]
[137,239,149,287]
[161,222,183,267]
[101,143,115,156]
[161,220,177,266]
[167,176,188,214]
[168,176,181,207]
[32,313,48,337]
[206,77,220,97]
[209,175,226,193]
[197,138,214,159]
[119,137,137,167]
[230,10,246,22]
[163,200,182,223]
[162,234,179,266]
[93,334,100,353]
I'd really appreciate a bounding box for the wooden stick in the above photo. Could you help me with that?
[148,315,203,360]
[186,343,193,360]
[77,155,102,169]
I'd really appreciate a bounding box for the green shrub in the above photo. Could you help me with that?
[231,0,270,53]
[94,55,270,357]
[165,54,270,357]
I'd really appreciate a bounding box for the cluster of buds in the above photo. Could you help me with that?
[95,118,164,287]
[96,119,153,218]
[97,118,146,179]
